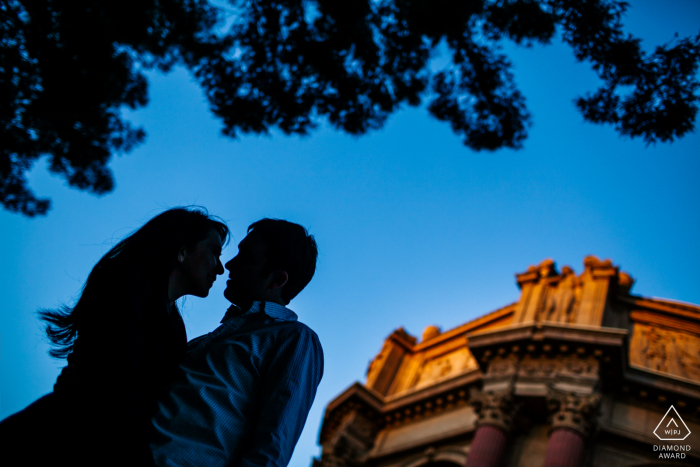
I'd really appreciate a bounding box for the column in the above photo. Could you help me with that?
[543,391,601,467]
[466,389,517,467]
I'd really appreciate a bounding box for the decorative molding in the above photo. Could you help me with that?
[317,410,380,467]
[320,383,383,446]
[630,310,700,336]
[518,355,559,378]
[486,354,519,378]
[383,386,473,426]
[384,369,481,408]
[516,355,598,380]
[617,295,700,322]
[414,303,516,352]
[467,322,627,358]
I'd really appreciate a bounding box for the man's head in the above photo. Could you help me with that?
[224,219,318,310]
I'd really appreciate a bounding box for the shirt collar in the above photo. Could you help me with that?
[221,301,298,323]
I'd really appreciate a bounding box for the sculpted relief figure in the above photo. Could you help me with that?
[432,356,454,378]
[678,337,700,380]
[643,327,670,373]
[542,266,581,324]
[415,348,478,387]
[630,324,700,380]
[665,329,700,380]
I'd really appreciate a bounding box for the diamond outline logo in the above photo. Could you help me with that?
[654,405,691,441]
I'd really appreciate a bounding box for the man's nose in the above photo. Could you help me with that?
[224,257,235,271]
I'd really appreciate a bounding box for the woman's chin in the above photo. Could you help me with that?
[187,288,210,299]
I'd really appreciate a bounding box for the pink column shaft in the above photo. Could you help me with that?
[465,424,508,467]
[543,428,586,467]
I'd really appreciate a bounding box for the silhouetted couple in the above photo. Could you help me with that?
[0,208,323,467]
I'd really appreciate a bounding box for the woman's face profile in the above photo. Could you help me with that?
[178,228,225,298]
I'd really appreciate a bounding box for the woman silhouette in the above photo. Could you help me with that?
[0,207,229,466]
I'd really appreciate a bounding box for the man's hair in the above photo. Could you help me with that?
[247,219,317,304]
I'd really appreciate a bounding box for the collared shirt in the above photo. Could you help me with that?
[151,302,324,467]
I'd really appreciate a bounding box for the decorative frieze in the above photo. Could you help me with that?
[629,323,700,381]
[414,347,478,389]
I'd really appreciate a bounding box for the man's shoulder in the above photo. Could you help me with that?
[252,303,319,338]
[259,316,321,345]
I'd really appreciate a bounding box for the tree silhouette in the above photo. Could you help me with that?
[2,0,699,216]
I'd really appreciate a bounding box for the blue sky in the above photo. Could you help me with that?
[1,2,699,466]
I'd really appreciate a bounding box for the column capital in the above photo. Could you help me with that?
[546,389,601,438]
[470,387,518,433]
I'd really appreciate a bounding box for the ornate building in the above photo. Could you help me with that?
[313,256,700,467]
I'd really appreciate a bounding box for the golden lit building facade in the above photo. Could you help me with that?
[313,256,700,467]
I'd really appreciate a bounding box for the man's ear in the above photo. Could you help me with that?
[268,270,289,290]
[177,245,187,263]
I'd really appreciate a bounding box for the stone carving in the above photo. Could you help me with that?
[470,388,518,432]
[318,411,378,467]
[538,259,557,278]
[515,256,620,326]
[617,271,634,293]
[546,389,601,437]
[583,255,613,270]
[414,347,477,388]
[518,356,559,378]
[486,354,519,377]
[516,356,598,393]
[559,356,599,380]
[630,323,700,380]
[542,266,582,324]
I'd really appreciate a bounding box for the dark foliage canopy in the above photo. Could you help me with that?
[2,0,699,216]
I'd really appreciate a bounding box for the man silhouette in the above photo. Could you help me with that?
[151,219,323,467]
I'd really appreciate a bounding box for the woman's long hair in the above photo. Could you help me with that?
[40,207,230,358]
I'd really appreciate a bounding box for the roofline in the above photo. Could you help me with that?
[413,302,517,351]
